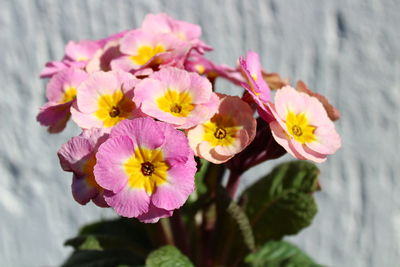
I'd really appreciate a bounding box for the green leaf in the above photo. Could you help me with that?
[61,249,143,267]
[245,240,325,267]
[195,158,209,195]
[63,217,157,266]
[78,235,102,251]
[243,161,320,243]
[145,245,194,267]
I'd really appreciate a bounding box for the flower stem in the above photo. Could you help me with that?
[226,170,241,199]
[159,218,174,246]
[169,210,190,257]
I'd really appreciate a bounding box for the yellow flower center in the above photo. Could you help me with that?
[61,87,77,103]
[76,56,88,62]
[123,147,169,195]
[285,111,316,144]
[130,44,166,66]
[195,64,205,74]
[157,90,194,117]
[203,115,240,147]
[95,90,135,128]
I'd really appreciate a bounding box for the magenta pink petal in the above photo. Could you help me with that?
[37,102,72,133]
[155,121,192,165]
[58,135,93,173]
[137,204,173,223]
[94,135,134,193]
[151,165,195,210]
[110,118,165,150]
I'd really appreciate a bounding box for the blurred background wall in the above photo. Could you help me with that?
[0,0,399,266]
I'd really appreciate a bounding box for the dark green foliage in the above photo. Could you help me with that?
[245,240,325,267]
[243,161,320,243]
[62,218,156,267]
[145,245,194,267]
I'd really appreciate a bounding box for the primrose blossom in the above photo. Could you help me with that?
[71,70,142,130]
[37,68,88,133]
[187,94,256,164]
[58,128,109,207]
[111,29,190,74]
[94,118,196,223]
[268,86,341,163]
[134,67,219,129]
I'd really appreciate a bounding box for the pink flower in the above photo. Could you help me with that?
[58,128,109,207]
[141,13,212,53]
[39,60,82,79]
[110,30,190,73]
[37,68,88,133]
[86,40,122,73]
[268,86,341,163]
[134,67,219,129]
[65,40,101,63]
[94,118,196,223]
[296,80,341,121]
[40,40,101,79]
[239,51,274,122]
[184,54,244,85]
[187,94,256,164]
[71,70,142,130]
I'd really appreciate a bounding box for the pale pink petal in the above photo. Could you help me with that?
[151,68,191,95]
[213,129,249,156]
[110,56,138,72]
[65,40,101,62]
[290,140,327,163]
[187,71,213,104]
[275,86,307,119]
[70,104,104,130]
[46,68,88,102]
[197,141,233,164]
[104,187,150,218]
[270,120,306,160]
[307,126,342,155]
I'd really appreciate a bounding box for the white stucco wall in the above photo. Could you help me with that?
[0,0,399,266]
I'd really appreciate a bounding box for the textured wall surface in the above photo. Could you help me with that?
[1,0,399,266]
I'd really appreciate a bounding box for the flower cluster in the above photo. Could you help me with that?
[38,13,341,223]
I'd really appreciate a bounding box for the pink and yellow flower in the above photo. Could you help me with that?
[37,68,88,133]
[187,95,256,164]
[141,13,212,53]
[40,40,101,79]
[110,30,189,73]
[94,118,196,223]
[58,128,109,207]
[239,51,274,122]
[134,67,219,129]
[268,86,341,163]
[71,71,142,130]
